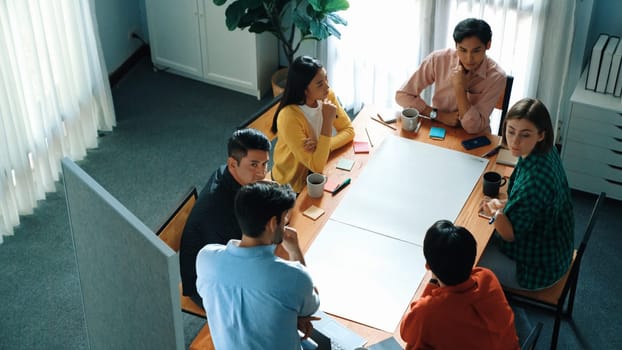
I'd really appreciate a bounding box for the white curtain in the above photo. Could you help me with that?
[0,0,115,243]
[535,0,576,139]
[325,1,426,112]
[326,0,575,133]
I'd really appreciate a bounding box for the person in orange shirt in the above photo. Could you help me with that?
[400,220,519,350]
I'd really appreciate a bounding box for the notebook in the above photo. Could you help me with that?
[496,148,518,167]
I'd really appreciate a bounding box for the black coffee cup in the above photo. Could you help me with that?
[482,171,507,197]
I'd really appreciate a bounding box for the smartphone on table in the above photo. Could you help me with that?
[462,135,491,150]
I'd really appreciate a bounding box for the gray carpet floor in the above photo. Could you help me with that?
[0,57,621,349]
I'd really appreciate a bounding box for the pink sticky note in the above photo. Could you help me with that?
[324,178,341,192]
[353,141,370,153]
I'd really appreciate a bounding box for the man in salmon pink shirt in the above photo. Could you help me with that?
[396,18,506,134]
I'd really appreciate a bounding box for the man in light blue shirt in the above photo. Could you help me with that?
[196,181,320,350]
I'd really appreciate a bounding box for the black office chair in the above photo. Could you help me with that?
[494,75,514,135]
[520,322,544,350]
[505,192,606,349]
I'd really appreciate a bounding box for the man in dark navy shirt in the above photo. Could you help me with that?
[179,128,271,307]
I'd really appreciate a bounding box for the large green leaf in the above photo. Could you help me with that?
[308,0,349,13]
[292,10,311,35]
[279,1,295,30]
[239,7,270,28]
[309,19,329,40]
[243,0,263,8]
[324,21,341,39]
[215,0,264,9]
[249,21,274,34]
[326,12,347,26]
[224,1,244,30]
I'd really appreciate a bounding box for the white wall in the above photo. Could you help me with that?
[584,0,622,65]
[90,0,147,73]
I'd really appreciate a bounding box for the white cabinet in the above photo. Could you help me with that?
[145,0,278,99]
[561,69,622,200]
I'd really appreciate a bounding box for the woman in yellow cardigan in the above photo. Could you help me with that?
[271,56,355,193]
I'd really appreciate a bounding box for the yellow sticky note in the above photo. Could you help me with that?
[303,205,325,220]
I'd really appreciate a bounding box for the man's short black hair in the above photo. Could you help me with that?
[423,220,477,286]
[453,18,492,45]
[234,181,296,238]
[227,128,271,164]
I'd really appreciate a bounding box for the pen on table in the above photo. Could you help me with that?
[377,113,385,122]
[370,116,397,130]
[414,120,422,133]
[365,127,374,147]
[481,145,502,158]
[332,178,351,196]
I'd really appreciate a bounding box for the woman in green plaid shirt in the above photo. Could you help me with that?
[478,98,574,290]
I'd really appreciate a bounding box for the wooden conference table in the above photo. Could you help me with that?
[285,104,512,346]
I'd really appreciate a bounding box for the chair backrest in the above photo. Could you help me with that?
[155,187,207,320]
[495,75,514,135]
[237,94,282,141]
[560,192,606,298]
[156,187,198,252]
[520,322,543,350]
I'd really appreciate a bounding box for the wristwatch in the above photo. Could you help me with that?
[429,108,438,120]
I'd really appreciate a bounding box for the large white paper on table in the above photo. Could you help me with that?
[331,135,488,246]
[305,220,426,333]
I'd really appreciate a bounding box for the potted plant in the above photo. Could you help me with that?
[213,0,350,95]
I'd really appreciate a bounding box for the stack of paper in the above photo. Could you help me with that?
[596,36,619,93]
[586,34,609,91]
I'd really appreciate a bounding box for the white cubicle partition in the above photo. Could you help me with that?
[62,158,184,350]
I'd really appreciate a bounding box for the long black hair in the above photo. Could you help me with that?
[271,56,323,134]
